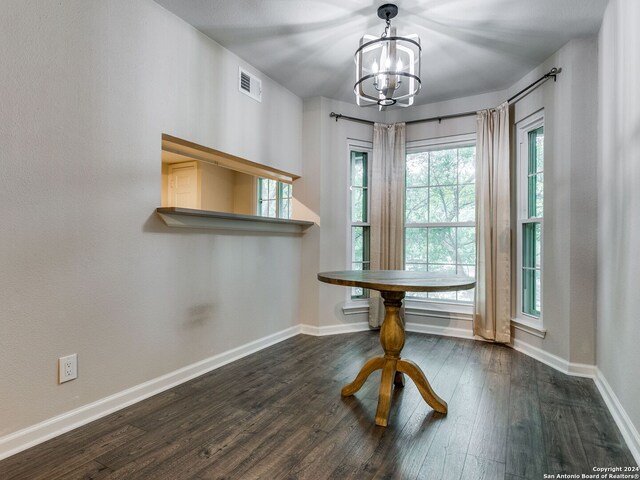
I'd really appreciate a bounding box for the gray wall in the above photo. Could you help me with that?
[509,37,599,366]
[0,0,303,437]
[598,0,640,444]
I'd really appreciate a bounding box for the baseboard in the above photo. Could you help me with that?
[593,369,640,465]
[0,325,302,461]
[299,322,370,336]
[405,322,475,339]
[300,322,475,340]
[511,337,598,378]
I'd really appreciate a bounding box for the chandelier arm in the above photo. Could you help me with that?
[354,36,421,58]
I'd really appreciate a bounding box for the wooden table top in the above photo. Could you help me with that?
[317,270,475,293]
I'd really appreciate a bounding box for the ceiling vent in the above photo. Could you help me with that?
[239,67,262,102]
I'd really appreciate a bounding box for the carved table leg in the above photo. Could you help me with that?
[373,291,406,426]
[397,359,448,413]
[341,356,385,396]
[341,289,448,426]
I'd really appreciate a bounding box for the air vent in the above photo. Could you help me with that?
[238,67,262,102]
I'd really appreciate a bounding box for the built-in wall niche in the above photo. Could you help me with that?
[158,135,313,234]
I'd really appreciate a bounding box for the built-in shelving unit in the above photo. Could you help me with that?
[156,207,314,234]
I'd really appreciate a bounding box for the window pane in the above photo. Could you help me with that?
[267,199,276,218]
[528,126,544,173]
[405,187,428,223]
[352,227,363,262]
[536,172,543,217]
[351,151,367,188]
[430,149,457,186]
[351,187,367,223]
[535,270,541,312]
[406,152,429,187]
[458,146,475,184]
[428,227,456,265]
[405,227,428,262]
[279,198,290,219]
[527,126,544,218]
[428,186,457,223]
[406,262,428,272]
[457,227,476,265]
[523,222,541,317]
[458,184,475,222]
[535,222,542,268]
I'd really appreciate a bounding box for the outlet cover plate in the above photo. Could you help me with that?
[58,354,78,383]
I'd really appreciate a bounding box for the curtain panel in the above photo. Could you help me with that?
[474,103,511,343]
[368,122,406,328]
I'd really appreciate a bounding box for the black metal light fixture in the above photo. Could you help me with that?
[354,4,421,109]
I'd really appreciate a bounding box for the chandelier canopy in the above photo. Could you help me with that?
[354,4,421,109]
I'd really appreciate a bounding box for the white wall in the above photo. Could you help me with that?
[509,37,599,366]
[298,97,381,329]
[598,0,640,443]
[0,0,303,439]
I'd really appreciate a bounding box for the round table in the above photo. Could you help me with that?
[317,270,475,427]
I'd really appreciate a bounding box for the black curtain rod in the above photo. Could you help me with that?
[329,67,562,126]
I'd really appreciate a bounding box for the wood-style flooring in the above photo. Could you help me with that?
[0,332,636,479]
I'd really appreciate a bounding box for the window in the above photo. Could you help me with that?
[517,114,544,320]
[257,178,292,219]
[349,146,371,299]
[404,136,476,303]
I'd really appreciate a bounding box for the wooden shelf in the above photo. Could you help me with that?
[156,207,315,234]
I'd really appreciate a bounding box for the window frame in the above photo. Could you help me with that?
[404,133,476,309]
[346,139,372,304]
[515,111,545,330]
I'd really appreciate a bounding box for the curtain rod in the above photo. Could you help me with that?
[329,67,562,126]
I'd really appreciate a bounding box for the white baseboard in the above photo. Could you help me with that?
[300,322,475,340]
[0,325,302,461]
[593,369,640,465]
[405,322,475,339]
[511,337,598,378]
[299,322,370,336]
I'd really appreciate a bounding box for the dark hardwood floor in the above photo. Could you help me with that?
[0,332,636,479]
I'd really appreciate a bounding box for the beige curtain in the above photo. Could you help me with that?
[369,122,406,328]
[474,103,511,343]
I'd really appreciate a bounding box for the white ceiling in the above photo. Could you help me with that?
[153,0,608,106]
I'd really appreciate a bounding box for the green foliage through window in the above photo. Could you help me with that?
[350,150,370,299]
[257,178,292,219]
[522,125,543,317]
[405,144,476,303]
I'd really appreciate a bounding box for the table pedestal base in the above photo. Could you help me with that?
[340,291,448,427]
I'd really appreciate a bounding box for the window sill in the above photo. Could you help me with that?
[156,207,315,235]
[343,298,476,321]
[511,317,546,338]
[404,299,473,321]
[343,300,370,315]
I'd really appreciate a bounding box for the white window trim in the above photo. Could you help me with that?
[405,132,476,313]
[514,110,545,333]
[346,139,373,304]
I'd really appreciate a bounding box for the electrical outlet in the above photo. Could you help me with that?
[58,354,78,383]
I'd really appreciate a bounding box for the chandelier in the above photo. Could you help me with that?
[354,4,421,109]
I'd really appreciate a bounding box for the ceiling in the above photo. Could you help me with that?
[153,0,608,106]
